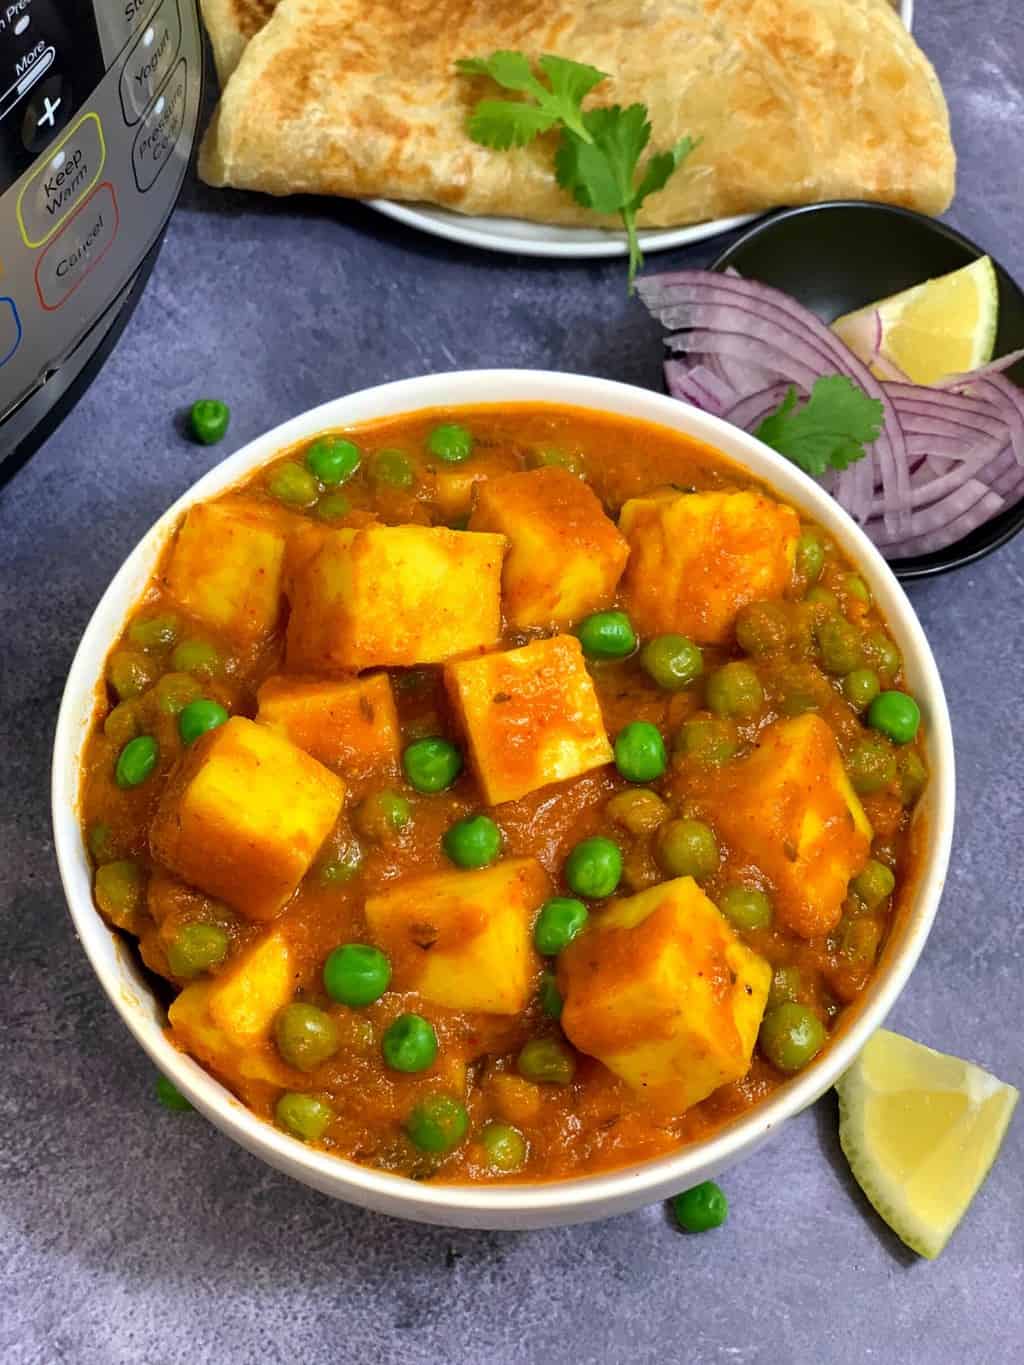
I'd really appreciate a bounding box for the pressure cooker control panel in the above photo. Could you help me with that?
[0,0,201,417]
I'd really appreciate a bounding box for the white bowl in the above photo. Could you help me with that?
[52,370,954,1229]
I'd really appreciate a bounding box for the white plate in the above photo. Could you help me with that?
[367,0,914,259]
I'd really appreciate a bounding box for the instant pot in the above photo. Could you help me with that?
[0,0,201,475]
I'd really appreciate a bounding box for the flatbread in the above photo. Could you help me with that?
[199,0,955,227]
[200,0,279,83]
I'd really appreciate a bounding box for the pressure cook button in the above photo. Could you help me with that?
[17,111,106,249]
[132,59,187,192]
[120,0,182,126]
[34,182,119,312]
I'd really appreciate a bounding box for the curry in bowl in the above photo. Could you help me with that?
[79,404,927,1182]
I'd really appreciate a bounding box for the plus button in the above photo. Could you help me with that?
[36,94,61,129]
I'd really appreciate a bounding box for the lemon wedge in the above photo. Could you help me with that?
[831,256,999,384]
[835,1029,1019,1259]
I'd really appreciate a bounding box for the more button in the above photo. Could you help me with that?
[120,0,182,125]
[132,57,187,192]
[17,111,106,248]
[35,182,119,312]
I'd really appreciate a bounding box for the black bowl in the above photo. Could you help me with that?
[711,202,1024,580]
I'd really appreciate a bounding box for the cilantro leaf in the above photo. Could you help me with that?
[468,100,560,150]
[754,377,883,478]
[457,52,695,288]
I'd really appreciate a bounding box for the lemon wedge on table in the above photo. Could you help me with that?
[835,1029,1019,1259]
[831,256,999,384]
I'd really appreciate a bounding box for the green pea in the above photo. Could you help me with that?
[843,668,880,712]
[178,699,229,746]
[482,1121,527,1173]
[718,885,773,932]
[767,964,802,1010]
[115,735,158,789]
[564,836,622,899]
[405,1094,469,1154]
[318,848,363,884]
[323,944,391,1007]
[155,1075,193,1111]
[354,789,412,842]
[897,750,927,807]
[672,1181,729,1232]
[815,618,863,675]
[103,701,140,748]
[851,859,896,910]
[305,435,361,486]
[805,586,839,615]
[402,736,463,793]
[575,610,636,660]
[846,735,897,795]
[864,631,902,685]
[315,491,352,522]
[107,648,158,701]
[735,602,791,657]
[640,634,703,690]
[275,1092,333,1141]
[155,672,202,715]
[427,422,473,463]
[706,661,763,718]
[613,721,667,783]
[759,1002,825,1073]
[676,714,738,766]
[166,922,229,978]
[844,573,871,604]
[190,398,230,445]
[656,819,719,881]
[87,822,116,864]
[529,446,585,476]
[170,639,222,680]
[382,1013,438,1073]
[372,448,415,489]
[605,788,669,835]
[443,813,502,869]
[796,532,825,584]
[94,860,143,927]
[538,971,563,1020]
[273,1003,341,1072]
[128,613,180,652]
[267,461,319,508]
[517,1037,576,1085]
[533,897,589,956]
[868,691,921,744]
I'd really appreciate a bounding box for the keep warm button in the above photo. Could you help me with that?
[35,182,119,312]
[133,58,188,192]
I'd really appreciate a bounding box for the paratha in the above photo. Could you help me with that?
[200,0,279,83]
[199,0,955,227]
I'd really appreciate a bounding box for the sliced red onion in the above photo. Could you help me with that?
[639,270,1024,557]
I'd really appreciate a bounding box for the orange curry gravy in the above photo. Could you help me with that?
[79,403,927,1183]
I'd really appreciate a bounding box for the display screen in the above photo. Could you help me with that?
[0,0,105,191]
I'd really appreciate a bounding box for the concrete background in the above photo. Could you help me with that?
[2,3,1021,1361]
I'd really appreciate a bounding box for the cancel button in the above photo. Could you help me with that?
[35,183,119,311]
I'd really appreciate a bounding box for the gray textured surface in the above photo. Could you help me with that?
[2,4,1023,1362]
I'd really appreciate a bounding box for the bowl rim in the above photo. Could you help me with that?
[710,199,1024,581]
[52,368,955,1226]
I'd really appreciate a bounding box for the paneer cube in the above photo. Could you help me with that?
[433,448,520,521]
[364,859,549,1014]
[164,500,290,643]
[468,467,629,628]
[150,717,344,921]
[286,524,506,671]
[168,929,297,1092]
[618,489,800,644]
[558,877,771,1114]
[256,673,400,777]
[445,634,612,805]
[697,714,873,939]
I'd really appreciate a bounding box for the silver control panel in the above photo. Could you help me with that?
[0,0,201,418]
